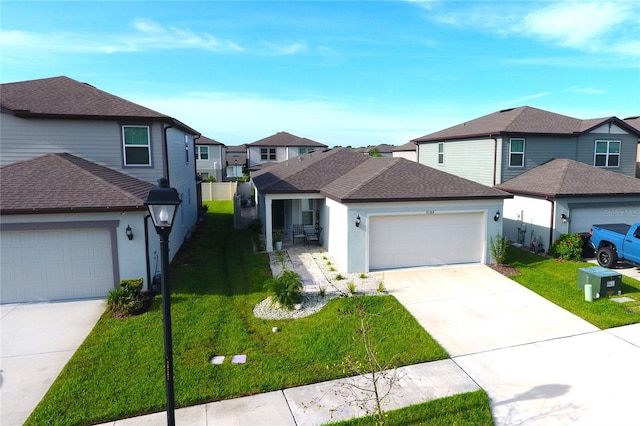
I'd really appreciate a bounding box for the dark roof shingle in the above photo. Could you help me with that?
[0,76,199,134]
[0,153,155,214]
[252,148,510,202]
[248,131,328,148]
[496,159,640,197]
[412,106,640,142]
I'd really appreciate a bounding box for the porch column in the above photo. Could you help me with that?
[265,197,273,252]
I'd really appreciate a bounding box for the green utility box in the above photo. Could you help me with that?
[577,266,622,299]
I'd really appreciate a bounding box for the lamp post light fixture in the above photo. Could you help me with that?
[144,178,182,426]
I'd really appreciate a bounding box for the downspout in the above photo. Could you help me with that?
[162,120,175,182]
[192,133,203,216]
[546,197,555,251]
[491,135,498,186]
[144,214,152,291]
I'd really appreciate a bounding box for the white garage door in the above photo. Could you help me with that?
[369,212,485,270]
[569,206,638,234]
[1,228,115,303]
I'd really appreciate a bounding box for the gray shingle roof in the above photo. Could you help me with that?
[252,148,511,202]
[0,153,155,214]
[248,131,328,148]
[0,76,199,134]
[392,141,416,152]
[495,159,640,198]
[197,136,224,146]
[412,106,640,142]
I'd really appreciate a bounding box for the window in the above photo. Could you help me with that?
[509,138,525,167]
[196,146,209,160]
[301,199,314,225]
[299,147,315,155]
[437,143,444,165]
[122,125,151,166]
[261,148,276,161]
[594,140,620,167]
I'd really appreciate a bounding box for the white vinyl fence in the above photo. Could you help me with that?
[201,182,237,201]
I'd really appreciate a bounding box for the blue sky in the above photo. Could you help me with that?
[1,1,639,147]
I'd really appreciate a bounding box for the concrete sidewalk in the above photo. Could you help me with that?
[96,360,479,426]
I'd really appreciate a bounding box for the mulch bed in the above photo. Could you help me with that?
[488,263,521,277]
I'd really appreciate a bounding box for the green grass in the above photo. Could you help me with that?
[507,246,640,329]
[27,201,450,426]
[329,389,493,426]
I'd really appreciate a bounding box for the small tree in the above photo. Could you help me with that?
[490,233,509,264]
[264,270,304,309]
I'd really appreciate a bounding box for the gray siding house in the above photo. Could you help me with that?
[195,135,226,182]
[247,131,328,170]
[413,106,640,187]
[0,76,201,303]
[411,106,640,251]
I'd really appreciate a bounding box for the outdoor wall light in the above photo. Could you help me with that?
[355,215,361,227]
[494,211,501,222]
[561,213,568,223]
[125,225,133,240]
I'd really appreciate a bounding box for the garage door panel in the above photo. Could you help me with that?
[369,212,484,270]
[1,228,115,303]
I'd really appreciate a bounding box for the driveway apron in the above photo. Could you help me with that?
[0,299,105,426]
[379,265,640,425]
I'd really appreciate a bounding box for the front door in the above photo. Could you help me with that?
[272,200,285,230]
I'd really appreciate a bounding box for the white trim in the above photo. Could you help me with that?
[508,138,525,168]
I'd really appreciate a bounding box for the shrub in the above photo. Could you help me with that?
[548,233,584,261]
[335,273,345,281]
[347,281,356,295]
[489,233,509,264]
[107,278,145,317]
[264,270,304,309]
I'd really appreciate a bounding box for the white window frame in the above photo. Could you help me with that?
[196,146,209,160]
[437,142,444,165]
[261,148,276,161]
[122,125,151,166]
[509,138,525,168]
[594,140,620,168]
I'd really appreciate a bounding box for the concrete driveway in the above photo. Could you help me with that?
[0,299,105,426]
[378,265,640,425]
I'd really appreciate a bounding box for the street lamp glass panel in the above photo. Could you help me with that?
[149,204,178,228]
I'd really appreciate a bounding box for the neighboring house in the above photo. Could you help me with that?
[195,136,225,182]
[355,144,395,157]
[623,115,640,178]
[226,144,247,180]
[247,131,328,170]
[392,141,417,161]
[251,148,510,273]
[413,106,640,187]
[0,76,201,303]
[495,159,640,252]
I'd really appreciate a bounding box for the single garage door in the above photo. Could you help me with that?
[1,228,115,303]
[569,205,638,234]
[369,212,485,270]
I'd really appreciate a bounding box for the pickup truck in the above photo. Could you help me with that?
[589,223,640,268]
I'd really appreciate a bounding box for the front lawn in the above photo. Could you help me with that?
[27,201,449,426]
[507,246,640,329]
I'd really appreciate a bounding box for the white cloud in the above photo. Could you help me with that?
[521,1,630,50]
[502,92,552,107]
[0,19,243,55]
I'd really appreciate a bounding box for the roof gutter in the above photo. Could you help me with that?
[546,196,555,251]
[162,121,175,182]
[490,135,498,186]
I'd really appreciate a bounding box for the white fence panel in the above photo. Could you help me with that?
[202,182,238,201]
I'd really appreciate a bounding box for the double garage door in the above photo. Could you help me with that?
[369,212,485,270]
[1,228,115,303]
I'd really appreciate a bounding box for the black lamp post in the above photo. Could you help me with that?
[144,178,182,426]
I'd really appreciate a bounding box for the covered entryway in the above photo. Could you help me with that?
[569,204,639,234]
[1,228,115,303]
[368,212,485,270]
